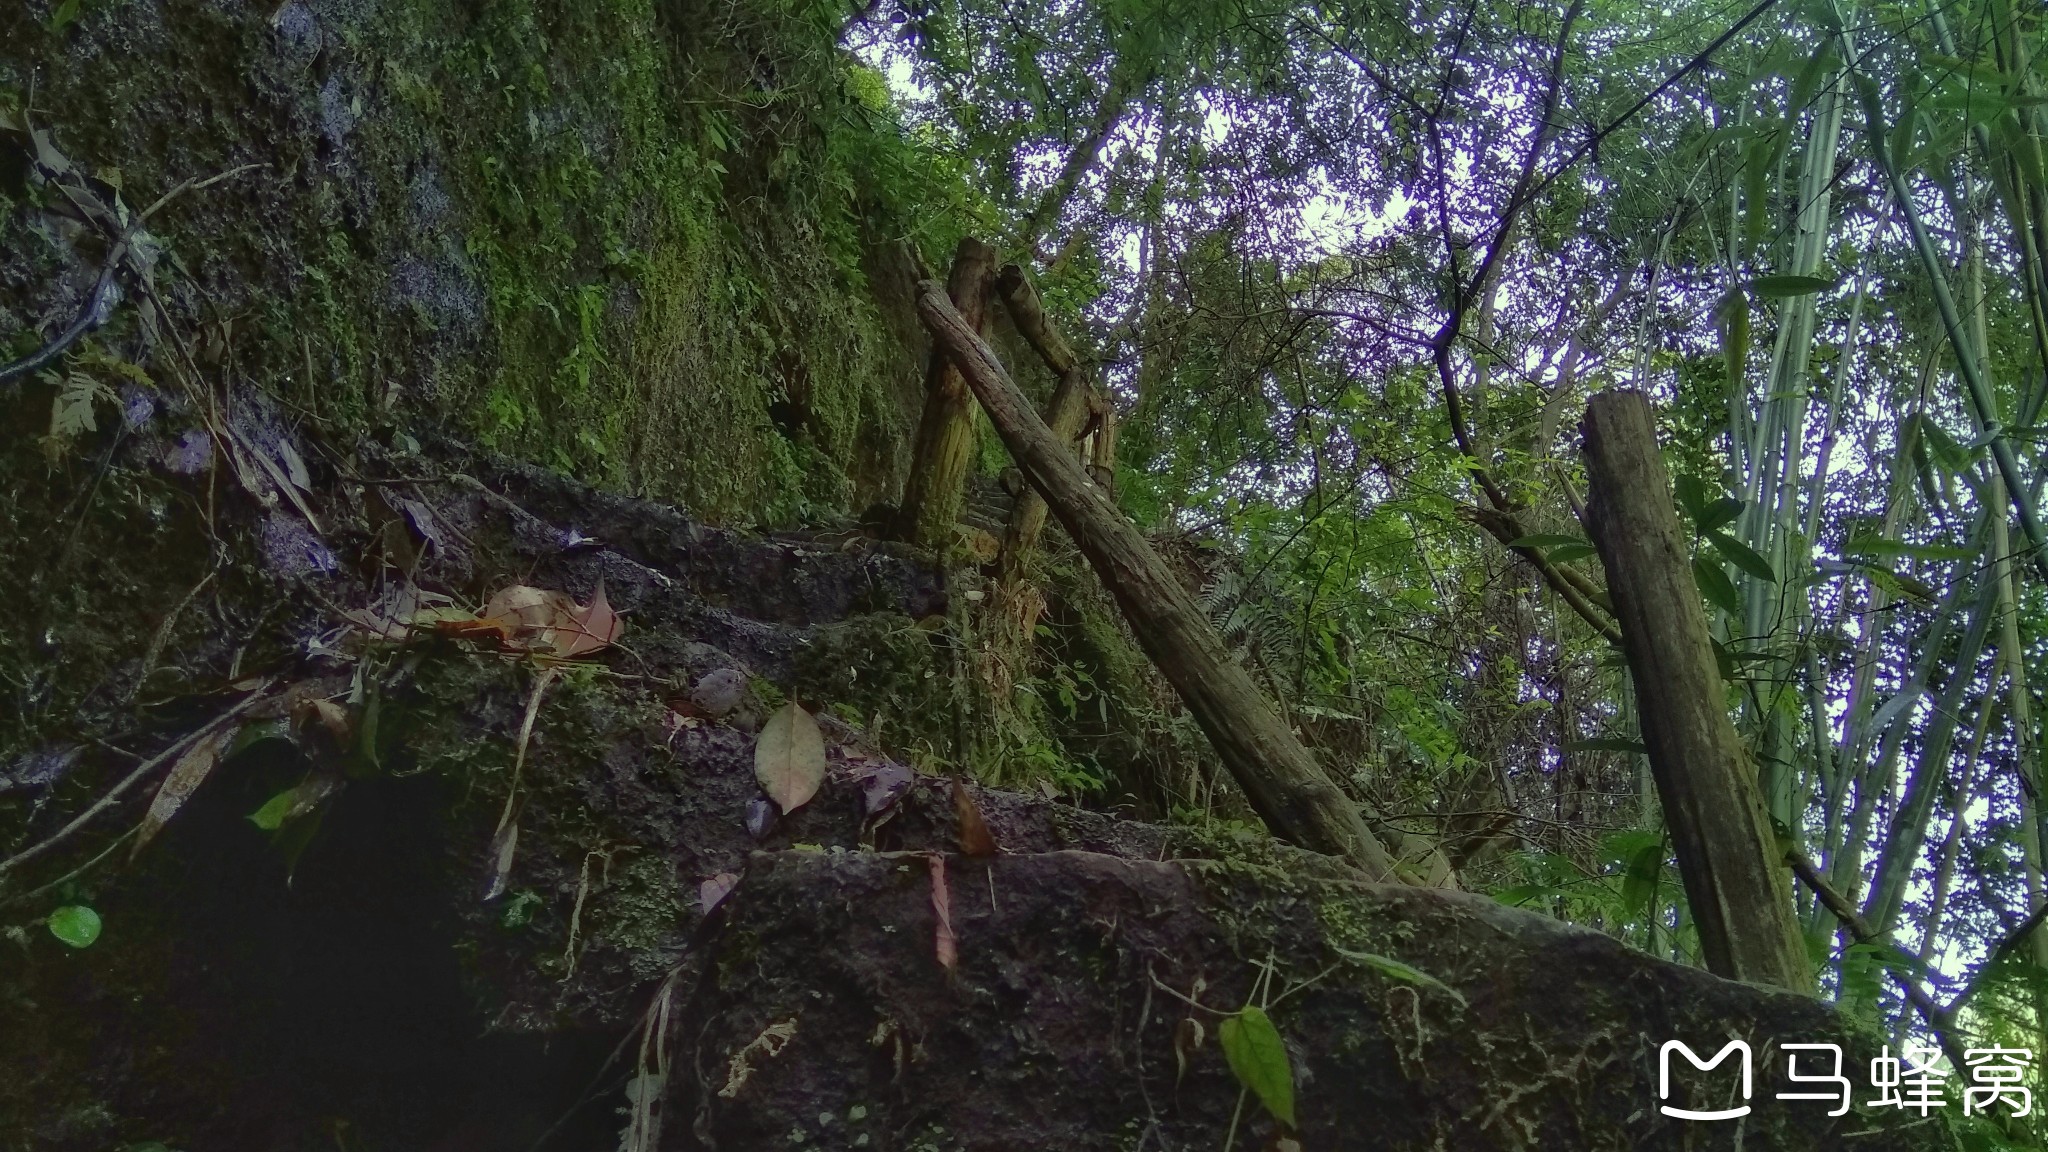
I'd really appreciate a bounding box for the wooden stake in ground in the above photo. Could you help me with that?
[914,279,1402,881]
[992,263,1098,585]
[898,238,1000,551]
[1580,390,1810,991]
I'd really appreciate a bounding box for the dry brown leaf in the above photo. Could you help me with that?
[700,872,741,915]
[753,702,825,813]
[952,777,998,857]
[481,816,519,903]
[554,579,622,658]
[132,724,239,857]
[1174,1016,1206,1085]
[290,696,354,745]
[482,584,563,646]
[928,852,957,972]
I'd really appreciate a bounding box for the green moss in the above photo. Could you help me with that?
[1,0,974,526]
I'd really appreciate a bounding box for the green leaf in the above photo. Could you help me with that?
[1696,497,1743,534]
[1672,474,1709,519]
[1693,556,1742,616]
[1330,946,1467,1006]
[1218,1005,1295,1128]
[1544,542,1596,564]
[1492,883,1559,907]
[1750,274,1837,297]
[249,788,297,831]
[47,0,82,32]
[1843,537,1977,562]
[1564,737,1648,754]
[1707,531,1776,583]
[48,904,102,948]
[1505,534,1584,549]
[1618,838,1667,918]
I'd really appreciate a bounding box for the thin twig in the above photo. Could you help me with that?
[0,252,123,386]
[137,163,265,223]
[0,680,275,879]
[1787,851,1970,1074]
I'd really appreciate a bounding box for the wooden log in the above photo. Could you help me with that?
[915,279,1400,879]
[994,264,1097,583]
[898,238,1000,550]
[1581,390,1810,990]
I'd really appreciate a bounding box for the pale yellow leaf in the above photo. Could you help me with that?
[753,702,825,813]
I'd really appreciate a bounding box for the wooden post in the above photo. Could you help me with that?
[1581,391,1810,990]
[898,239,1000,551]
[916,280,1403,880]
[993,264,1097,583]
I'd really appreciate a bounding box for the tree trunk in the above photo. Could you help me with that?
[1581,391,1810,990]
[993,263,1097,585]
[898,238,999,550]
[915,279,1404,881]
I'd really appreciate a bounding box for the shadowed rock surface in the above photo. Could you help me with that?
[0,445,1952,1151]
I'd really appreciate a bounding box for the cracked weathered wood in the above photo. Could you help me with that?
[1581,390,1810,991]
[993,263,1098,584]
[898,238,1000,551]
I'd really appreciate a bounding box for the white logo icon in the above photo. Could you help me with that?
[1660,1040,1752,1120]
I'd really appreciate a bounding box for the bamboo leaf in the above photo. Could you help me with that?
[1330,946,1466,1006]
[1707,531,1777,583]
[133,724,240,857]
[1693,556,1742,615]
[1218,1005,1296,1128]
[1750,274,1837,297]
[1696,497,1743,533]
[1564,737,1648,754]
[1843,537,1977,562]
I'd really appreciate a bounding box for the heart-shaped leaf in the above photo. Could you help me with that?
[1219,1005,1295,1128]
[754,702,826,813]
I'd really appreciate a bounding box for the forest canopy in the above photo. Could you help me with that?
[850,0,2048,1087]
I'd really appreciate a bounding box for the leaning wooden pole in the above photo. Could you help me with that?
[915,279,1401,880]
[1581,391,1810,991]
[898,238,1000,550]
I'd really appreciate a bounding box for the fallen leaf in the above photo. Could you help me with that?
[481,816,520,903]
[482,584,563,647]
[744,796,778,839]
[1174,1016,1206,1084]
[133,724,239,857]
[700,872,741,914]
[1262,1134,1303,1152]
[555,578,621,658]
[929,852,956,972]
[718,1018,797,1099]
[247,773,341,832]
[689,668,750,717]
[952,777,997,857]
[852,760,914,817]
[754,702,826,813]
[293,696,353,744]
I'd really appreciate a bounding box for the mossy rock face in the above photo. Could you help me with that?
[681,850,1954,1152]
[0,0,938,524]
